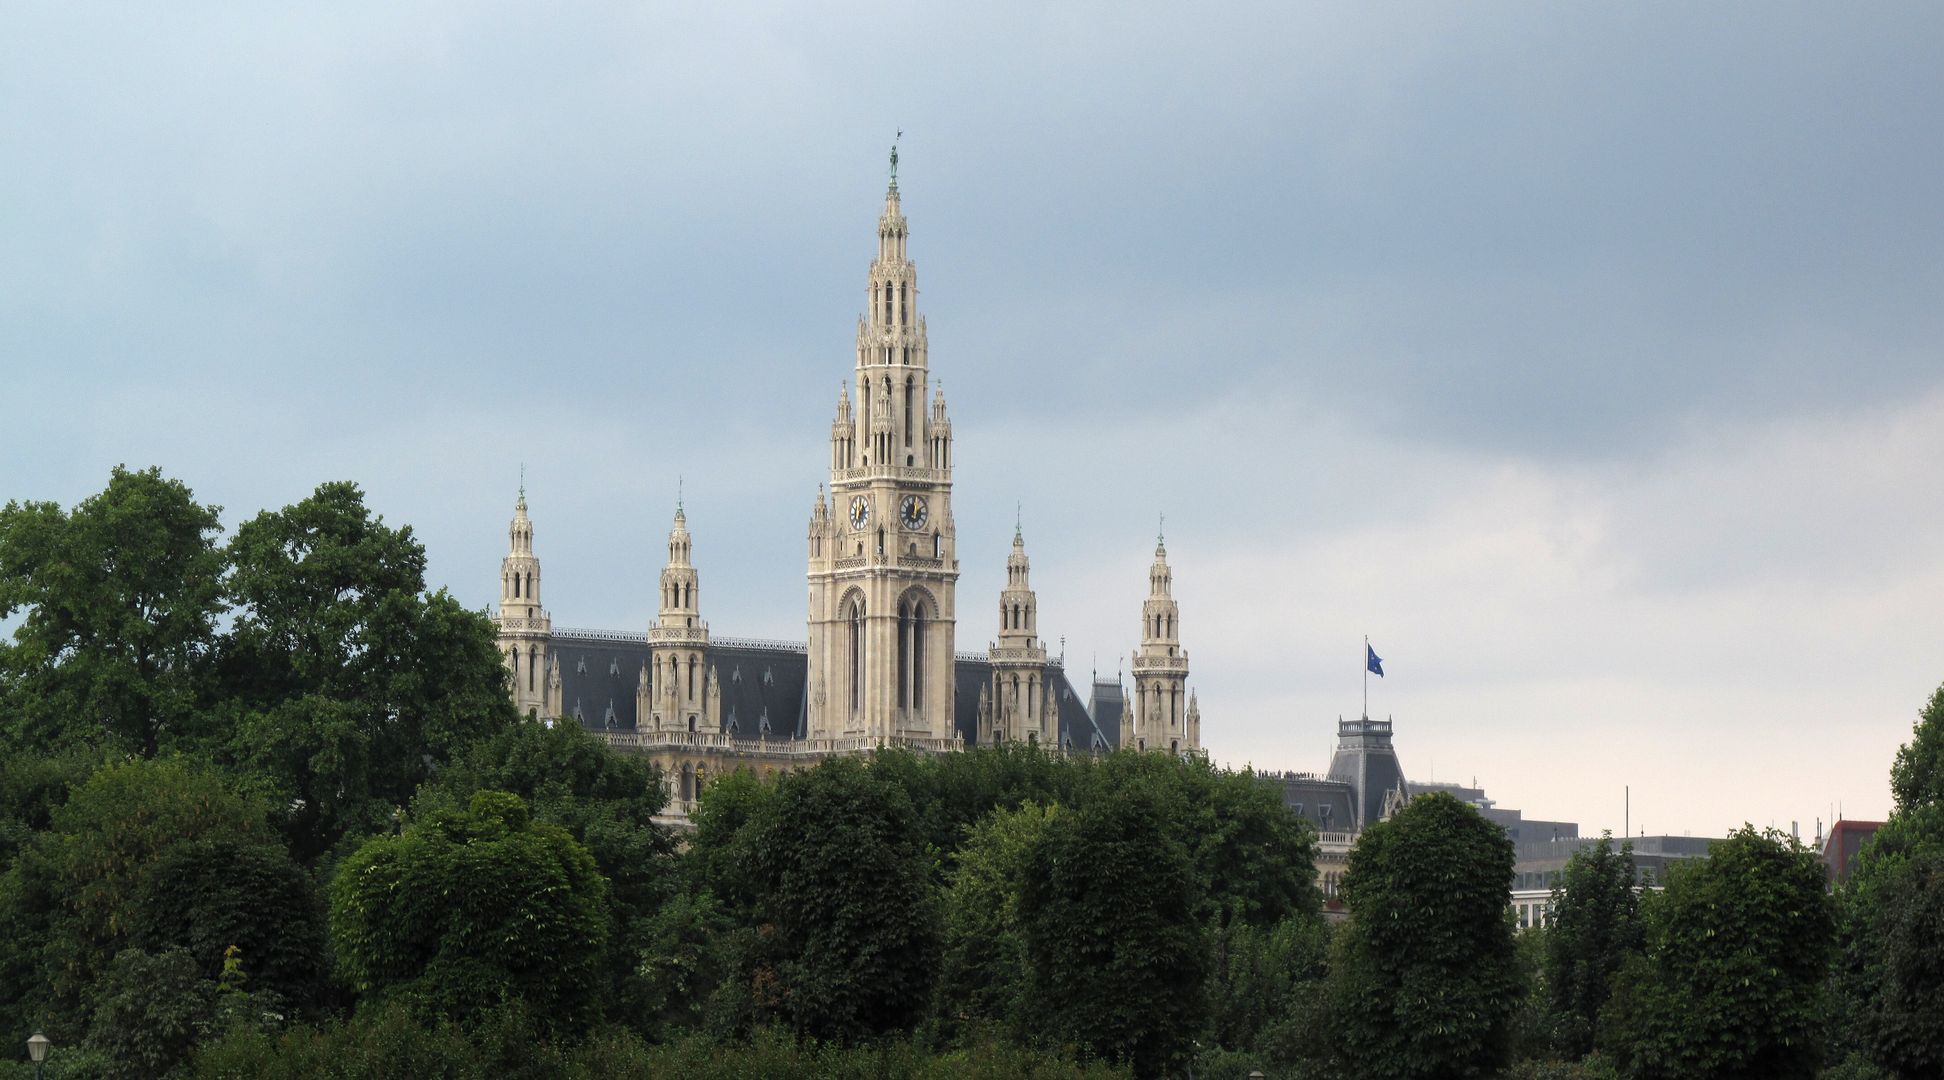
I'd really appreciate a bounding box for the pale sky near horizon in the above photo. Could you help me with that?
[3,4,1941,840]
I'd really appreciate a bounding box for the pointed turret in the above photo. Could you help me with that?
[1130,524,1193,755]
[649,500,713,734]
[988,517,1050,745]
[496,483,552,720]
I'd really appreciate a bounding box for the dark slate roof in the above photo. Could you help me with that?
[715,646,810,740]
[952,657,991,744]
[1085,680,1126,752]
[551,637,653,731]
[1061,673,1116,752]
[952,657,1108,751]
[1261,772,1359,833]
[554,631,1104,749]
[1327,717,1407,830]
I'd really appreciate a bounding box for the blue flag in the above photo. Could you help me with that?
[1366,644,1384,677]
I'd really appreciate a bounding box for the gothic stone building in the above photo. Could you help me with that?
[493,168,1201,816]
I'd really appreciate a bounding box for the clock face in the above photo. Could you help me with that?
[848,496,871,530]
[899,494,928,530]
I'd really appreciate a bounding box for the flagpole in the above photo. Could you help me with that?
[1363,635,1369,721]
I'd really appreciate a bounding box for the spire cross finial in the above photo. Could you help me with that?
[1158,512,1166,546]
[519,463,525,500]
[1015,501,1022,540]
[677,475,684,513]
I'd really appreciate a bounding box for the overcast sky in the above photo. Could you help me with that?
[5,3,1941,839]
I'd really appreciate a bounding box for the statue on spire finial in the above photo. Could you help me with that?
[677,475,684,514]
[889,130,901,191]
[1158,512,1166,546]
[518,463,526,507]
[1016,500,1023,540]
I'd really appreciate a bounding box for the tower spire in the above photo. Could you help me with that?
[496,483,551,720]
[991,517,1047,745]
[806,161,957,744]
[1127,532,1192,756]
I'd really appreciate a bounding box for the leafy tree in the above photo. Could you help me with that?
[416,720,677,1023]
[0,749,97,868]
[1844,840,1944,1079]
[1890,683,1944,813]
[1019,782,1206,1079]
[0,757,281,1042]
[874,742,1084,861]
[130,836,328,1010]
[1545,834,1643,1057]
[83,946,213,1080]
[1601,826,1835,1080]
[936,801,1060,1038]
[1328,790,1520,1080]
[1082,752,1319,931]
[683,766,778,914]
[0,466,225,757]
[631,890,734,1040]
[218,481,518,860]
[740,756,939,1043]
[1203,914,1330,1061]
[1835,682,1944,1078]
[1183,761,1321,929]
[331,790,608,1028]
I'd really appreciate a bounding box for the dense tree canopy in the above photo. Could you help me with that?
[0,466,225,757]
[937,801,1060,1039]
[1602,826,1835,1080]
[1545,834,1643,1058]
[1329,790,1521,1080]
[1020,783,1207,1080]
[416,720,677,1024]
[1890,684,1944,814]
[1835,681,1944,1078]
[739,757,939,1043]
[331,790,609,1027]
[219,480,519,861]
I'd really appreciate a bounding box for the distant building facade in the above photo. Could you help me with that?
[1820,819,1884,886]
[492,163,1199,816]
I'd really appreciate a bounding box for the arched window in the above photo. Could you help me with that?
[687,656,696,700]
[897,600,910,710]
[847,596,866,713]
[529,650,537,691]
[912,599,926,710]
[899,282,907,326]
[904,376,915,447]
[510,645,520,679]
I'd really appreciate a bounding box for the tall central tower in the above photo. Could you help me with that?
[806,154,959,743]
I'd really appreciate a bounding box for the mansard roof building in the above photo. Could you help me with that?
[491,160,1196,815]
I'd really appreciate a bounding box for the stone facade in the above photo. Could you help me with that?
[491,162,1200,818]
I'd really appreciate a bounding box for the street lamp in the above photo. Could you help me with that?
[26,1031,50,1080]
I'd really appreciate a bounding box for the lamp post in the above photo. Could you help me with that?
[26,1031,50,1080]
